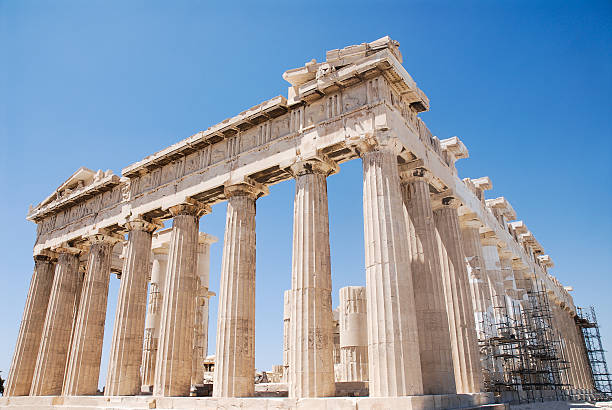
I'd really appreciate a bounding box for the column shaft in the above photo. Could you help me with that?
[566,313,586,389]
[401,177,456,394]
[213,186,259,397]
[6,255,56,396]
[287,161,335,398]
[63,236,116,395]
[434,202,483,393]
[481,241,507,326]
[571,314,592,389]
[141,249,168,390]
[552,306,574,390]
[338,286,368,382]
[192,234,215,387]
[30,250,81,396]
[106,221,157,396]
[361,146,423,397]
[282,290,291,383]
[154,202,206,396]
[461,225,493,339]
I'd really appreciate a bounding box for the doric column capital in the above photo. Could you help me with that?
[53,243,84,256]
[168,198,211,218]
[398,159,445,191]
[33,254,52,263]
[87,230,124,246]
[125,217,163,233]
[352,132,403,157]
[289,155,338,178]
[224,179,269,200]
[152,246,169,257]
[34,249,58,262]
[431,192,461,211]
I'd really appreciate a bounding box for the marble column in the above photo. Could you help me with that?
[460,221,493,339]
[287,158,337,398]
[499,253,518,316]
[434,197,483,394]
[481,236,507,326]
[213,183,264,397]
[332,309,341,380]
[63,233,120,396]
[141,247,168,391]
[192,233,217,387]
[30,248,81,396]
[6,254,56,396]
[552,305,574,390]
[570,313,592,390]
[512,262,531,312]
[282,290,291,383]
[400,169,456,394]
[566,312,587,390]
[360,140,423,397]
[154,200,209,397]
[338,286,368,382]
[575,320,595,391]
[106,219,159,396]
[63,262,86,391]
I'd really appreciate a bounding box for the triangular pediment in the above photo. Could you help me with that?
[37,166,95,208]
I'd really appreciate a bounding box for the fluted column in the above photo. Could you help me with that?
[481,236,507,325]
[512,262,531,312]
[154,200,209,397]
[338,286,368,382]
[6,254,56,396]
[460,221,493,339]
[400,168,456,394]
[434,197,483,393]
[282,290,291,383]
[569,313,592,390]
[360,139,423,397]
[192,233,217,387]
[30,248,81,396]
[287,158,336,398]
[552,305,574,390]
[63,233,120,396]
[213,182,264,397]
[575,318,595,391]
[141,247,168,391]
[565,312,585,390]
[499,253,519,321]
[106,219,160,396]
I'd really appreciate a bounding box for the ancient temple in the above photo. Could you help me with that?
[1,37,598,409]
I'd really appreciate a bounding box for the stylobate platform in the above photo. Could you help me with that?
[0,393,500,409]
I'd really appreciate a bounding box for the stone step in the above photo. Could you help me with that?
[0,392,501,409]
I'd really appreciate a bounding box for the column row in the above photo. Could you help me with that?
[14,135,587,399]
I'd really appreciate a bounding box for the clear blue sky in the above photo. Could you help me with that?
[1,1,610,390]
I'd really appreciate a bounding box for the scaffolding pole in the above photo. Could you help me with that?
[479,277,569,404]
[576,306,612,401]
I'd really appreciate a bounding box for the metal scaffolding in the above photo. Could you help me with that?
[479,278,569,403]
[576,306,612,401]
